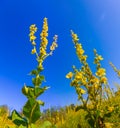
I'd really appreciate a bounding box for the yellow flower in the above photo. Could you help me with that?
[31,47,36,54]
[100,77,107,84]
[90,77,99,84]
[32,41,36,46]
[30,35,36,42]
[108,107,114,112]
[50,42,58,51]
[29,24,37,32]
[77,49,84,56]
[71,31,79,42]
[93,84,99,89]
[80,55,87,61]
[97,55,103,61]
[66,72,73,79]
[40,47,46,56]
[75,72,83,80]
[96,68,106,77]
[79,88,86,94]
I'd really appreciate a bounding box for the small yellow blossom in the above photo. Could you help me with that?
[29,24,37,32]
[71,31,79,42]
[31,47,36,54]
[79,88,86,94]
[100,76,107,84]
[90,77,99,84]
[80,55,87,61]
[40,47,46,56]
[77,49,84,56]
[30,35,36,42]
[75,72,83,80]
[97,55,103,61]
[108,106,114,112]
[32,41,36,46]
[96,68,106,77]
[50,35,58,52]
[50,42,58,51]
[66,72,73,79]
[93,84,99,89]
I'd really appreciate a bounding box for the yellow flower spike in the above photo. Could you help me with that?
[50,35,58,52]
[31,47,36,54]
[96,68,106,77]
[66,72,73,79]
[71,30,79,42]
[40,17,49,57]
[29,24,37,42]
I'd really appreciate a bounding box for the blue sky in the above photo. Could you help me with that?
[0,0,120,111]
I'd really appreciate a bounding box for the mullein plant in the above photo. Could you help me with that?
[9,18,58,128]
[66,31,108,128]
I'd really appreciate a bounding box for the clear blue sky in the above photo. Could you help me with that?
[0,0,120,111]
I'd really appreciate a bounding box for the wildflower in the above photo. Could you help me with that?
[79,88,86,94]
[66,72,73,79]
[75,71,83,80]
[30,35,36,42]
[90,77,99,85]
[40,47,46,56]
[96,68,106,77]
[80,55,87,62]
[31,47,36,54]
[29,24,37,32]
[93,84,99,89]
[100,76,107,84]
[40,18,48,57]
[108,106,114,112]
[76,44,84,56]
[71,31,79,42]
[97,55,103,61]
[32,41,36,46]
[29,24,37,42]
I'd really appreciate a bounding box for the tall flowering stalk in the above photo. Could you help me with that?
[66,31,108,128]
[9,18,58,128]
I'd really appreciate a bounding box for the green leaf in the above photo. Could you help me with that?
[34,87,44,98]
[40,75,45,81]
[29,70,38,76]
[37,100,44,106]
[8,110,28,126]
[23,98,41,123]
[22,86,35,98]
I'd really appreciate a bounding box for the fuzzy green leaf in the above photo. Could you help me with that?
[23,98,41,123]
[8,110,27,126]
[22,86,35,98]
[29,70,38,76]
